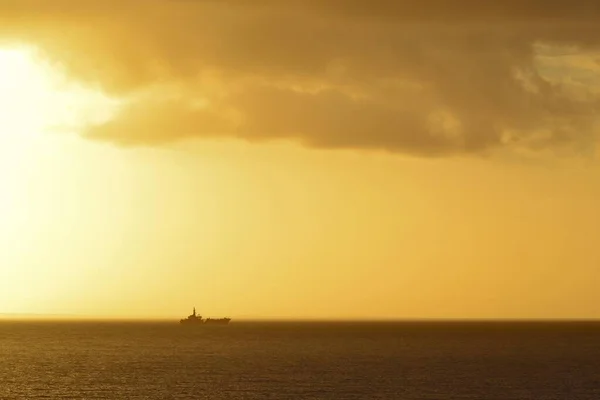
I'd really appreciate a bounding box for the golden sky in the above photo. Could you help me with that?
[0,1,599,319]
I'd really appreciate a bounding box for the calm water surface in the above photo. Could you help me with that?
[1,321,600,399]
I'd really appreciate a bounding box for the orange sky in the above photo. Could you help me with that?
[0,1,599,319]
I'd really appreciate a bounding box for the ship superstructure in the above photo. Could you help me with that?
[180,307,231,325]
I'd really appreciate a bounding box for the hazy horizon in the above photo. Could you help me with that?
[3,313,600,323]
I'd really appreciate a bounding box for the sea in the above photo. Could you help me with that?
[1,320,599,399]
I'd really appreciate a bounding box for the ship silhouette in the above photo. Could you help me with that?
[180,307,231,325]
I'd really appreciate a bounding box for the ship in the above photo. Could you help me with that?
[180,307,231,325]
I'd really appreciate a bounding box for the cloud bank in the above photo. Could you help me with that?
[2,0,600,155]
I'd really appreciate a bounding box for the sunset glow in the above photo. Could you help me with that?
[1,1,600,320]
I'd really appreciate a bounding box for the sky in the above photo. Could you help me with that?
[0,0,599,319]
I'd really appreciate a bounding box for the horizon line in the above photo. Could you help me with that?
[1,314,600,323]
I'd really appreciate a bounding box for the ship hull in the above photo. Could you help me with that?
[180,318,231,325]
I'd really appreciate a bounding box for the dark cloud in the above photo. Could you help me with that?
[1,0,600,155]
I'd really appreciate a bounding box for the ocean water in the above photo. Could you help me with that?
[1,321,599,399]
